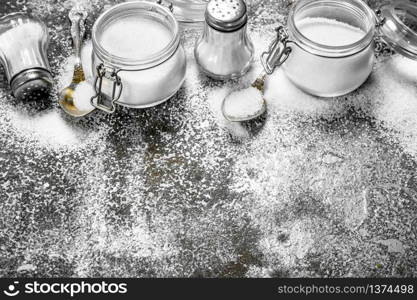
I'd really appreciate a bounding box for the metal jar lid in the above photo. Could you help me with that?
[10,68,53,101]
[205,0,247,32]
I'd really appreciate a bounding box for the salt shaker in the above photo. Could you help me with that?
[0,13,52,101]
[194,0,254,80]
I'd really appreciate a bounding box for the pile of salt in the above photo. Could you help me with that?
[222,86,264,120]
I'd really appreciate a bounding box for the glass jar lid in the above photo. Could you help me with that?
[379,0,417,59]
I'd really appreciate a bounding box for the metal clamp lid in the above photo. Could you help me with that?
[377,0,417,59]
[90,64,123,114]
[261,26,292,74]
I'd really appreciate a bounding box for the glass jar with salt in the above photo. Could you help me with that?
[0,13,52,101]
[90,1,186,113]
[261,0,417,97]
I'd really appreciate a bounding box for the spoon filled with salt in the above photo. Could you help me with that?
[221,73,267,122]
[59,6,95,117]
[222,27,291,122]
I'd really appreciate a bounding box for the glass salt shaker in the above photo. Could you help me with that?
[194,0,254,80]
[0,13,52,101]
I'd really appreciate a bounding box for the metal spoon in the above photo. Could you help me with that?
[221,72,267,122]
[58,6,94,117]
[222,26,292,122]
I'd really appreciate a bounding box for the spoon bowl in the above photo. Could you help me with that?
[221,73,267,122]
[59,83,93,117]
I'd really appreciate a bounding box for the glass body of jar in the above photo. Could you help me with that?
[91,1,187,109]
[195,22,254,80]
[0,13,52,100]
[0,13,50,81]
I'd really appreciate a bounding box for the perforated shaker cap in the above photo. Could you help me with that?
[10,68,53,101]
[205,0,247,32]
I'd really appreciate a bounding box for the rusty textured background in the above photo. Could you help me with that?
[0,0,416,277]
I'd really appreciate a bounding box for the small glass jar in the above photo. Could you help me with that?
[90,1,186,112]
[262,0,417,97]
[194,0,254,80]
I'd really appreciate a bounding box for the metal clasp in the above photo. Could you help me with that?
[91,64,123,114]
[261,26,292,75]
[156,0,173,12]
[374,36,395,57]
[375,9,386,29]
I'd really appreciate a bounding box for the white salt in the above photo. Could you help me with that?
[223,86,264,120]
[100,16,172,59]
[297,17,366,46]
[264,69,338,117]
[9,110,88,148]
[73,81,96,112]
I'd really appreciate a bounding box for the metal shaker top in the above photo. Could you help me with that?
[11,69,53,101]
[205,0,247,32]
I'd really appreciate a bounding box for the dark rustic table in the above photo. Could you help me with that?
[0,0,416,277]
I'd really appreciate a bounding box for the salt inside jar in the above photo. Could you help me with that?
[99,16,172,60]
[296,18,366,47]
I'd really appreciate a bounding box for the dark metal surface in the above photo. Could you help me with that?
[0,0,416,278]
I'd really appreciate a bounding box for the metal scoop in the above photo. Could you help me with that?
[58,6,94,117]
[221,73,267,122]
[222,26,292,122]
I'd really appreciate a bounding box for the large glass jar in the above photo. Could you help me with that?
[261,0,417,97]
[90,1,186,112]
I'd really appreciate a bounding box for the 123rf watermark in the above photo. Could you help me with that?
[3,280,127,297]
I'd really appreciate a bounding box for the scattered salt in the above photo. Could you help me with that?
[223,86,264,120]
[8,109,94,148]
[264,69,339,117]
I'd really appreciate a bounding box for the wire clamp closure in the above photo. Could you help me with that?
[91,64,123,114]
[261,26,292,75]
